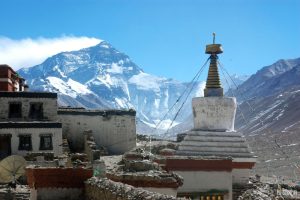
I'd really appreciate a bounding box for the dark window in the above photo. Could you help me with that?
[9,103,22,118]
[39,135,53,150]
[29,103,43,119]
[18,135,32,151]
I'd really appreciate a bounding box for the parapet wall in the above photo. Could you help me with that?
[85,177,178,200]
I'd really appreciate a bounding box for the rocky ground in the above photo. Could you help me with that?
[246,130,300,182]
[237,180,300,200]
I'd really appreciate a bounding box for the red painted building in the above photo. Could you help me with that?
[0,64,27,92]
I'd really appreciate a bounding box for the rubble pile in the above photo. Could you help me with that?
[238,182,299,200]
[149,143,178,155]
[0,184,30,200]
[104,149,183,188]
[24,152,54,161]
[85,177,179,200]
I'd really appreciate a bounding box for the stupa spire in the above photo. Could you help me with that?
[204,33,223,97]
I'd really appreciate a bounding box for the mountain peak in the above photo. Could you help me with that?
[17,40,205,133]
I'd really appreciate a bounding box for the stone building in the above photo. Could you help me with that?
[0,65,63,160]
[165,36,256,200]
[0,64,136,159]
[58,107,136,154]
[0,92,63,159]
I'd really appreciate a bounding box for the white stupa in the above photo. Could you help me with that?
[176,34,256,184]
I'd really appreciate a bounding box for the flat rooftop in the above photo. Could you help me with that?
[0,91,57,98]
[58,107,136,116]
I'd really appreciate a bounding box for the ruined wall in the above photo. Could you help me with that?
[58,110,136,154]
[0,94,58,121]
[0,127,62,156]
[85,177,177,200]
[84,130,101,162]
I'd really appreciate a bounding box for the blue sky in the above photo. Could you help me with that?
[0,0,299,82]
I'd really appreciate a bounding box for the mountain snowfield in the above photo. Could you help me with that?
[18,41,206,134]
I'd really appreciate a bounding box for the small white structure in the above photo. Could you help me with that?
[58,108,136,154]
[0,92,63,159]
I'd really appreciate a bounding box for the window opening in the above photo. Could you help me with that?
[9,102,22,118]
[40,134,53,150]
[29,103,43,119]
[18,135,32,151]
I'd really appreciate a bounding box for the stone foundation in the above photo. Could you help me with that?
[85,177,177,200]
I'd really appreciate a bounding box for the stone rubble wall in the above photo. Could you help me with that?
[31,188,84,200]
[85,177,183,200]
[0,185,30,200]
[84,130,101,162]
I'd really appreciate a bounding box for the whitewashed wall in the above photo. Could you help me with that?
[141,187,177,197]
[173,170,232,200]
[192,97,237,131]
[58,112,136,154]
[0,128,63,156]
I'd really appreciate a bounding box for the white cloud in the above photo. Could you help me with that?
[0,36,102,70]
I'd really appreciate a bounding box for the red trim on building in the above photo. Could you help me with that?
[232,162,255,169]
[26,168,93,188]
[165,159,233,172]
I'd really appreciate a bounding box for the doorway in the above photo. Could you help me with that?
[0,135,12,160]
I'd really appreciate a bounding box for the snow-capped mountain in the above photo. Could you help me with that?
[18,41,205,133]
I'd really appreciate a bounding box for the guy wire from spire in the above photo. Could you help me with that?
[147,57,210,156]
[219,64,249,126]
[217,60,256,113]
[153,57,210,131]
[161,58,208,139]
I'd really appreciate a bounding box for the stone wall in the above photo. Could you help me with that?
[58,109,136,154]
[0,94,58,121]
[30,188,83,200]
[85,177,178,200]
[84,130,100,162]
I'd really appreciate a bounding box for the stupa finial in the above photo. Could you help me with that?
[204,33,224,97]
